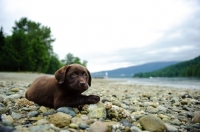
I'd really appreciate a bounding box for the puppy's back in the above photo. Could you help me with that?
[25,76,57,107]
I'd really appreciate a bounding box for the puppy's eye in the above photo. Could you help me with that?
[83,72,87,77]
[70,73,77,78]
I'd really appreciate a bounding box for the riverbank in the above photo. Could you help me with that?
[0,72,200,132]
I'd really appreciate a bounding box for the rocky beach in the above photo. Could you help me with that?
[0,72,200,132]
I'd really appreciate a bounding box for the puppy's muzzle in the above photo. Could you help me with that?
[80,81,88,90]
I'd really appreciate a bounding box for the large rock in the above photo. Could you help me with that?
[89,121,108,132]
[48,112,71,128]
[139,114,166,132]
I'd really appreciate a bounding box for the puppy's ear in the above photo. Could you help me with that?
[55,66,69,84]
[86,68,92,86]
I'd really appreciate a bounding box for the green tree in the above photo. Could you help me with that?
[1,17,55,72]
[62,53,75,65]
[0,27,5,70]
[13,17,55,72]
[62,53,88,67]
[4,30,33,71]
[46,54,62,74]
[134,55,200,78]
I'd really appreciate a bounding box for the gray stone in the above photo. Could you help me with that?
[146,106,159,113]
[43,109,55,116]
[119,119,132,127]
[56,107,76,117]
[0,107,9,114]
[36,119,49,125]
[79,123,89,129]
[11,112,22,119]
[0,125,15,132]
[164,123,178,132]
[1,114,14,124]
[28,111,39,117]
[29,124,51,132]
[4,94,21,101]
[130,126,142,132]
[170,119,181,125]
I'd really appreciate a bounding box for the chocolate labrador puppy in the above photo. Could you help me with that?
[25,64,100,109]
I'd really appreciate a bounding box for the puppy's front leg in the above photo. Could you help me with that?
[87,95,100,104]
[54,95,100,109]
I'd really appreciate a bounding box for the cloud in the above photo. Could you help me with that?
[0,0,200,72]
[111,10,200,67]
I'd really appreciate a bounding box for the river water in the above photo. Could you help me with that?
[108,77,200,90]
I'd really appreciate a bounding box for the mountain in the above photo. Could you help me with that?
[91,61,179,78]
[134,56,200,78]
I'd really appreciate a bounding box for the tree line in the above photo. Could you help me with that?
[134,55,200,78]
[0,17,87,74]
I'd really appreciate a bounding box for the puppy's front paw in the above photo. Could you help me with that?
[88,95,100,104]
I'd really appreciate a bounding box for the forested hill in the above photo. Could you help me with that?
[91,61,179,78]
[134,55,200,78]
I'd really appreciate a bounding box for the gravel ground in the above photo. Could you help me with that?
[0,72,200,132]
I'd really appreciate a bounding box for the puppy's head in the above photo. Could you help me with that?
[55,64,91,92]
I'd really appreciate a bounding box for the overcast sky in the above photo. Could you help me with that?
[0,0,200,72]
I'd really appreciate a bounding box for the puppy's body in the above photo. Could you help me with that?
[25,64,100,109]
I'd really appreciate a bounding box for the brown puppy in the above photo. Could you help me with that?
[25,64,100,109]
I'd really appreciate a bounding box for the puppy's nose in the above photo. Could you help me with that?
[79,81,86,86]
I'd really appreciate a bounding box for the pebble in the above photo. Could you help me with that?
[0,125,15,132]
[69,123,78,129]
[11,112,22,119]
[1,114,14,124]
[28,111,39,117]
[119,119,132,127]
[56,107,76,117]
[71,117,84,125]
[36,119,49,125]
[79,123,89,129]
[48,112,71,128]
[39,106,47,113]
[192,112,200,124]
[146,106,159,113]
[88,107,107,119]
[28,124,51,132]
[4,94,21,101]
[0,106,9,114]
[80,114,89,121]
[43,109,55,116]
[139,114,167,132]
[10,88,20,92]
[164,123,178,132]
[130,126,142,132]
[89,121,108,132]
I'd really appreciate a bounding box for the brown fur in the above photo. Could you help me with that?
[25,64,100,109]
